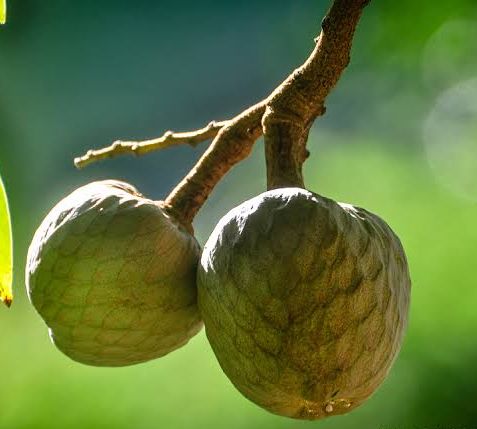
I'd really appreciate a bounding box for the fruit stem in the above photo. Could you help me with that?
[163,101,266,226]
[167,0,371,223]
[263,0,371,190]
[72,0,371,226]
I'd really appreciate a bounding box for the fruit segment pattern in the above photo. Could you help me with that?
[198,188,411,419]
[27,181,202,366]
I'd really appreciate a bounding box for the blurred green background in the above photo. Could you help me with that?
[1,1,477,428]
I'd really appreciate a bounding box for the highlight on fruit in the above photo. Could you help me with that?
[26,180,202,366]
[198,188,410,419]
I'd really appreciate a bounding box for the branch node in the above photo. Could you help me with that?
[321,15,331,32]
[73,0,370,224]
[264,0,370,189]
[74,120,230,169]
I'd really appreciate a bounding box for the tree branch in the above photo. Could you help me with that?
[74,120,229,169]
[72,0,370,228]
[263,0,370,189]
[163,100,266,226]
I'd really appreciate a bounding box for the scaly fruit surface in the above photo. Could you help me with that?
[198,187,411,419]
[26,180,202,366]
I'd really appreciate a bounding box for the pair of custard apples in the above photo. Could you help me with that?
[26,179,410,420]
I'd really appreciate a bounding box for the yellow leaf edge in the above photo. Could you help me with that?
[0,176,13,307]
[0,0,6,25]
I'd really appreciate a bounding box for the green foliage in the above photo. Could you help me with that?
[0,175,12,307]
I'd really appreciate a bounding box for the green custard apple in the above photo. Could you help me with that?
[198,187,411,419]
[26,180,202,366]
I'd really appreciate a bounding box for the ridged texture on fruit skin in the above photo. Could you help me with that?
[26,180,202,367]
[198,188,411,420]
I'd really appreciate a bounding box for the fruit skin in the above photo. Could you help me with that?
[198,187,411,420]
[26,180,202,367]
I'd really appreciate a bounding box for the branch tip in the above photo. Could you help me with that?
[73,120,229,169]
[73,0,370,222]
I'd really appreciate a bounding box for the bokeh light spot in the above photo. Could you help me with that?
[423,78,477,201]
[422,19,477,91]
